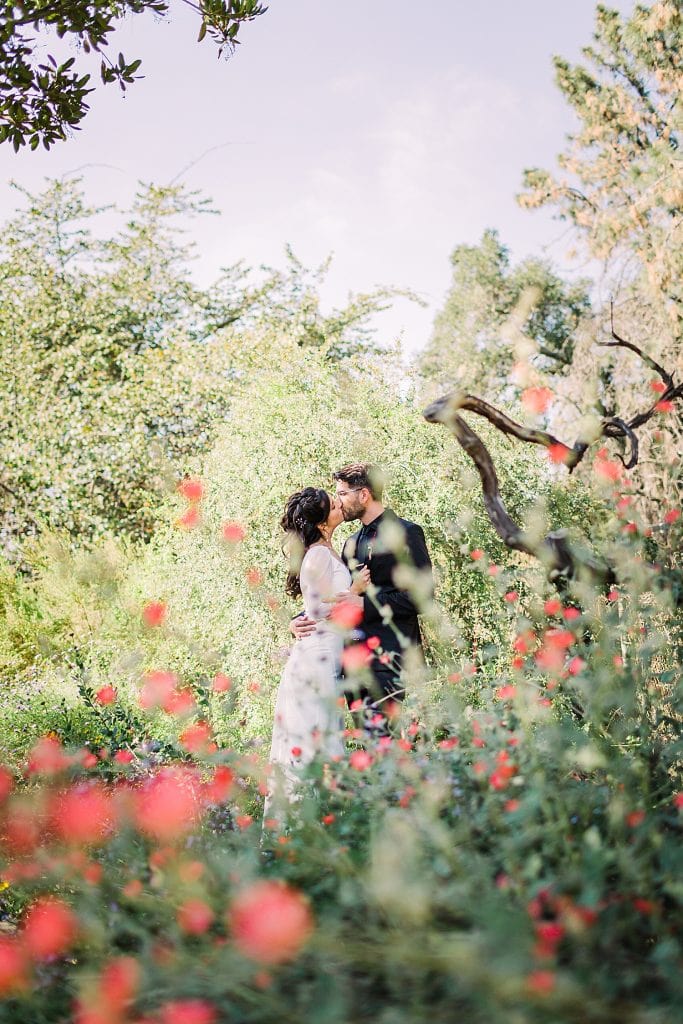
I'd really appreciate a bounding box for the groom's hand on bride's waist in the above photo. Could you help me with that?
[290,614,317,640]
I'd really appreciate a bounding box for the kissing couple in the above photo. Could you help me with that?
[266,462,433,811]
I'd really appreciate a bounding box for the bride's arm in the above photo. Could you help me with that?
[300,547,337,621]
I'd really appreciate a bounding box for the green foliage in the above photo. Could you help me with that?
[0,179,396,551]
[70,341,601,756]
[0,0,267,150]
[0,514,680,1023]
[419,229,590,394]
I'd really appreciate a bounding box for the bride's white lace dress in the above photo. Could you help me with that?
[266,545,349,813]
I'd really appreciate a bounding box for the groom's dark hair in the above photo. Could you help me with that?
[333,463,385,500]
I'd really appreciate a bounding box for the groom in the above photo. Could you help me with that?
[294,463,433,733]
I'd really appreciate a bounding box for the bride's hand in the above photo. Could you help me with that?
[350,565,371,595]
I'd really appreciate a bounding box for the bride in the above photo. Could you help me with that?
[265,487,370,816]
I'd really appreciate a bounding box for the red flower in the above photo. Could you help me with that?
[139,670,178,711]
[607,588,619,601]
[567,656,585,675]
[113,750,134,765]
[535,920,565,955]
[504,799,520,812]
[594,454,622,482]
[178,899,214,935]
[165,688,197,717]
[246,568,262,587]
[489,764,515,790]
[98,955,140,1012]
[495,685,517,701]
[95,685,117,706]
[632,897,655,915]
[229,881,313,964]
[179,721,213,755]
[291,746,302,758]
[142,601,167,628]
[0,767,13,802]
[0,937,26,995]
[27,736,69,776]
[504,590,518,603]
[134,768,202,842]
[626,810,645,828]
[543,599,561,616]
[51,783,116,846]
[204,766,234,804]
[212,673,232,693]
[322,814,335,825]
[522,387,553,415]
[545,628,574,650]
[470,548,484,561]
[674,793,683,810]
[23,897,77,959]
[650,379,666,394]
[664,508,680,524]
[341,643,372,673]
[547,443,571,465]
[655,399,673,413]
[349,750,373,771]
[236,815,253,830]
[178,478,204,503]
[329,600,364,629]
[221,521,246,543]
[159,999,217,1024]
[526,970,556,995]
[176,506,201,530]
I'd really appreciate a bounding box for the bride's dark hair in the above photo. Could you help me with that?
[281,487,330,598]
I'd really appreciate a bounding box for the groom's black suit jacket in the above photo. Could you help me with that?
[340,508,433,693]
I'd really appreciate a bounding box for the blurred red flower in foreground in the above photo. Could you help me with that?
[27,736,69,776]
[95,685,117,706]
[0,766,13,802]
[178,478,204,503]
[349,750,373,771]
[176,506,201,530]
[98,955,140,1014]
[526,969,556,995]
[23,897,78,959]
[203,765,234,804]
[142,600,167,628]
[178,899,215,935]
[330,600,364,629]
[139,671,178,712]
[547,443,571,465]
[341,643,372,673]
[221,521,246,543]
[51,783,115,846]
[159,999,217,1024]
[229,881,313,964]
[0,937,26,995]
[212,673,232,693]
[134,768,202,842]
[522,387,553,415]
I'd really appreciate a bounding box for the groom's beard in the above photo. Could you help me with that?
[342,503,363,522]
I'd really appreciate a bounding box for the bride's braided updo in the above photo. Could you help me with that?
[281,487,330,597]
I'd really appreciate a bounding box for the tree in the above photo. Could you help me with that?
[419,229,590,395]
[0,178,399,551]
[0,0,267,151]
[518,1,681,334]
[517,1,682,522]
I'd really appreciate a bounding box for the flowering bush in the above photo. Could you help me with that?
[0,496,680,1022]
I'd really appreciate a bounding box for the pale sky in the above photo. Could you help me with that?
[0,1,633,354]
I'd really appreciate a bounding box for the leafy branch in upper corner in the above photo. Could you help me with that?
[0,0,268,151]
